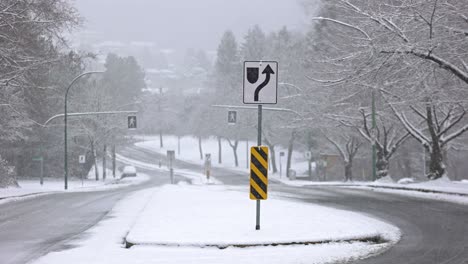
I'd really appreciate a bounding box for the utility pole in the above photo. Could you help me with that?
[371,90,377,181]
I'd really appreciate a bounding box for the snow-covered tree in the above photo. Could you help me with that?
[304,0,468,180]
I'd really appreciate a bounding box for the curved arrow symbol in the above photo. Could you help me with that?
[254,65,275,102]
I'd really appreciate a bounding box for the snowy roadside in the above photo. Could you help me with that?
[134,135,310,175]
[270,175,468,204]
[116,153,222,185]
[33,184,400,264]
[0,165,149,205]
[135,136,468,204]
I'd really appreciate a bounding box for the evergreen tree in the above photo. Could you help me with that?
[214,30,241,102]
[241,25,267,60]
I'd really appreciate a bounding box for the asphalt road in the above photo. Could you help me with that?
[1,144,467,264]
[125,145,468,264]
[0,148,186,264]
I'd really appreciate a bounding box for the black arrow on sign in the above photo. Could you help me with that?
[254,65,275,102]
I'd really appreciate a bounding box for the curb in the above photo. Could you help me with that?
[124,235,387,249]
[273,179,468,198]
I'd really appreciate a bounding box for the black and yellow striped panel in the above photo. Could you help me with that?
[250,146,268,200]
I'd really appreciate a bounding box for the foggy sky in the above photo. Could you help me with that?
[74,0,308,51]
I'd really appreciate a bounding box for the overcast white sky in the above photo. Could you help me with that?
[74,0,309,51]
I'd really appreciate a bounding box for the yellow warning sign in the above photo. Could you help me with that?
[250,146,268,200]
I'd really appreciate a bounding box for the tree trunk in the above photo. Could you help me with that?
[228,139,239,167]
[286,130,296,178]
[198,136,203,160]
[376,150,390,179]
[91,141,99,181]
[426,105,445,179]
[102,144,107,180]
[269,145,277,173]
[344,162,353,182]
[428,144,445,179]
[233,142,239,167]
[264,137,278,173]
[218,136,222,164]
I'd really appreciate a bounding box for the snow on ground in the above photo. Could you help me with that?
[33,184,400,264]
[115,153,221,185]
[135,135,311,175]
[135,135,468,203]
[271,175,468,204]
[126,184,399,247]
[0,164,149,204]
[275,176,468,195]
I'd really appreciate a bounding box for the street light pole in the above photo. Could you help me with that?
[371,90,377,181]
[64,71,104,190]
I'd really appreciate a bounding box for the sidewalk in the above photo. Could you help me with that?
[0,167,149,204]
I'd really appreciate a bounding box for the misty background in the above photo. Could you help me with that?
[73,0,308,51]
[2,0,468,188]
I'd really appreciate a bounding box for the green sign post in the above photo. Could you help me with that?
[32,156,44,185]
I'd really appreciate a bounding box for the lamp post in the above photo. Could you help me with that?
[64,71,104,190]
[371,90,377,181]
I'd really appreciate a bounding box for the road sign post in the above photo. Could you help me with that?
[32,156,44,185]
[243,60,277,230]
[79,155,86,186]
[167,150,175,184]
[305,151,312,180]
[250,145,268,231]
[279,151,285,178]
[204,154,212,181]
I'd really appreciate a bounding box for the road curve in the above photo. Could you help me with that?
[127,145,468,264]
[0,156,186,264]
[1,145,467,264]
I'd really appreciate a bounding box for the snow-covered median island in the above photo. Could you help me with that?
[33,184,400,264]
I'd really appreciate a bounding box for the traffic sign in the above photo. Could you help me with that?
[243,61,278,104]
[79,155,86,164]
[167,150,175,160]
[228,110,237,125]
[250,146,269,200]
[128,115,137,129]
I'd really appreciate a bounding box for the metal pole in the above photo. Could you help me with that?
[371,90,377,181]
[246,140,249,169]
[64,71,103,190]
[256,105,262,230]
[40,158,44,186]
[178,136,181,156]
[423,145,426,177]
[112,145,116,178]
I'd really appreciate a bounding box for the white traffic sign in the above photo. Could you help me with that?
[228,110,237,125]
[243,61,278,104]
[79,155,86,164]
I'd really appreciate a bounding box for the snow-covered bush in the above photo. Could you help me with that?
[0,155,18,188]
